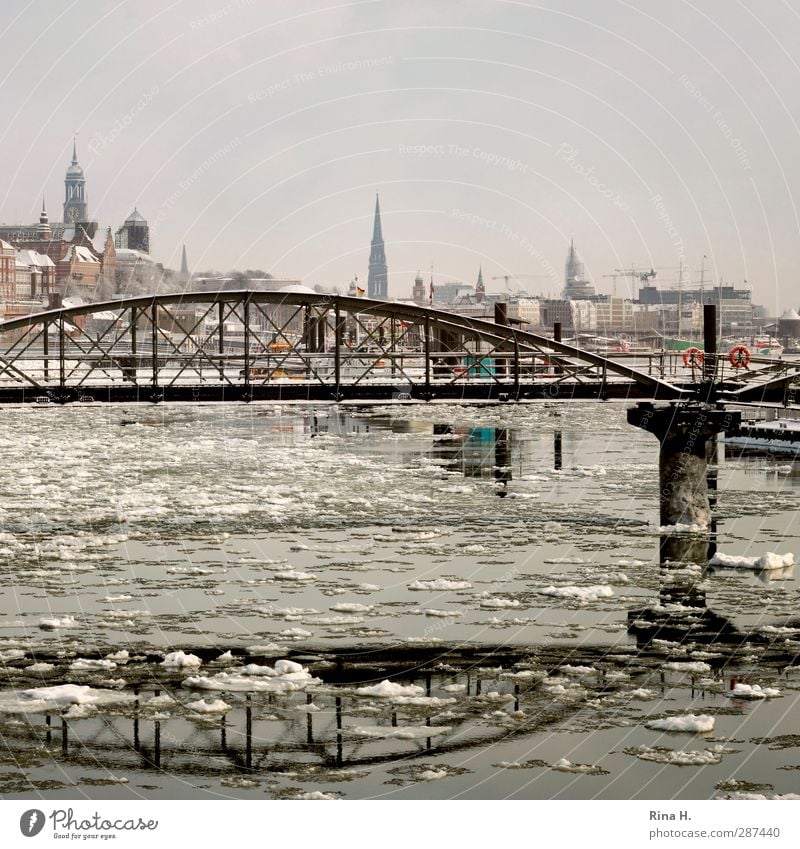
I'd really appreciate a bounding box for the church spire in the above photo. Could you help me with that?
[475,265,485,302]
[372,194,383,242]
[72,137,78,165]
[180,243,189,278]
[367,193,388,299]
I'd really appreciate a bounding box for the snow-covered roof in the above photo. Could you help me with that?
[779,308,800,321]
[0,239,14,251]
[115,248,154,264]
[62,245,99,264]
[275,284,315,294]
[15,248,55,268]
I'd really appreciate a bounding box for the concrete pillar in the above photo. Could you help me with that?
[627,403,739,528]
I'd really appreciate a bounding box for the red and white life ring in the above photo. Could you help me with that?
[682,347,704,369]
[729,345,751,369]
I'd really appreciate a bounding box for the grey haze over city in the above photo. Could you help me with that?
[1,0,799,311]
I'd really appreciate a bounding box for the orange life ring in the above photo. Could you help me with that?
[729,345,751,369]
[682,347,704,369]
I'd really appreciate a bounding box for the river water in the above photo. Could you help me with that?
[0,401,799,800]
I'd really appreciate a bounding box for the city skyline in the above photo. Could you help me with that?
[1,1,799,311]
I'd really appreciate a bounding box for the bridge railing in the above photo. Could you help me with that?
[0,291,695,401]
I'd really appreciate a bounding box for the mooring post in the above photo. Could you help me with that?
[628,403,738,527]
[627,303,738,528]
[703,303,717,386]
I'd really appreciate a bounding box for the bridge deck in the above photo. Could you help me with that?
[0,291,791,404]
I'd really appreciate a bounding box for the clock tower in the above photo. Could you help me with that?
[63,138,88,225]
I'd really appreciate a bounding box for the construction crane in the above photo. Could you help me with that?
[602,267,660,297]
[491,274,551,294]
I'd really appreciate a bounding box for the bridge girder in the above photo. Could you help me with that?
[0,290,693,403]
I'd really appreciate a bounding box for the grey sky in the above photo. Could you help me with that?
[1,0,798,311]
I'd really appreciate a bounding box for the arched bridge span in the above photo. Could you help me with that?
[0,290,698,404]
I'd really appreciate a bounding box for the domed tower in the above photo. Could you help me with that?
[63,139,88,225]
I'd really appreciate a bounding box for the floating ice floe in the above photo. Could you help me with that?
[274,570,316,582]
[539,585,614,601]
[186,698,231,714]
[728,683,781,699]
[709,552,794,571]
[423,609,463,618]
[551,758,608,775]
[408,579,472,591]
[182,659,319,693]
[355,680,425,698]
[0,684,135,714]
[38,615,77,630]
[69,658,117,671]
[629,744,724,766]
[645,714,714,733]
[26,662,54,673]
[105,650,130,663]
[280,628,312,640]
[663,661,712,674]
[627,688,656,700]
[161,651,202,670]
[330,603,373,613]
[0,649,25,661]
[352,725,451,740]
[479,597,521,609]
[720,792,800,800]
[657,522,708,534]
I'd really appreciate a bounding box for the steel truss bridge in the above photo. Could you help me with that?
[0,291,792,404]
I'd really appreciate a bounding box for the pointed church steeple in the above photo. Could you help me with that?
[367,193,388,299]
[72,137,78,165]
[180,243,189,279]
[36,198,51,237]
[475,265,485,303]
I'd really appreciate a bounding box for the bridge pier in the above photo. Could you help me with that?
[627,402,739,528]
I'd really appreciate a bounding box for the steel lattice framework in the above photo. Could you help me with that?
[0,291,785,404]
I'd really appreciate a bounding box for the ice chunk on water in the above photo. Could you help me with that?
[539,585,613,601]
[729,683,781,699]
[186,698,231,714]
[161,651,202,669]
[645,714,714,733]
[355,680,426,698]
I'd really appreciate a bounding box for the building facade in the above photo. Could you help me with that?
[115,208,150,253]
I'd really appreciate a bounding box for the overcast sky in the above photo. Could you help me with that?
[1,0,799,311]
